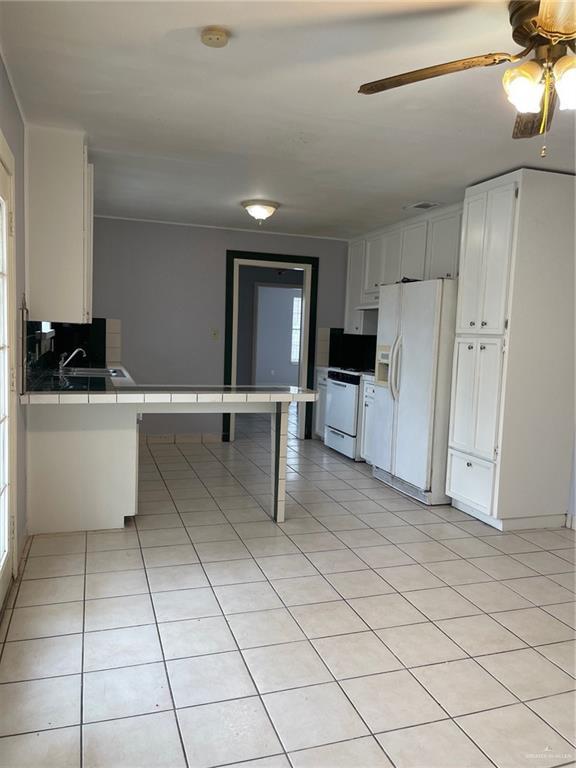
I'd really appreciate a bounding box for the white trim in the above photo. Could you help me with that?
[94,214,346,243]
[0,125,18,599]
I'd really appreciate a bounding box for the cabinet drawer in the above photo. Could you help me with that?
[447,450,494,516]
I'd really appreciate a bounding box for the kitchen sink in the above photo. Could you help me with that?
[61,367,126,378]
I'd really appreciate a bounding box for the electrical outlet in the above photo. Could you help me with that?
[210,328,220,341]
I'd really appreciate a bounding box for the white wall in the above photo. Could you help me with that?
[93,216,347,433]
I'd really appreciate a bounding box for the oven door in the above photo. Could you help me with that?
[326,378,359,437]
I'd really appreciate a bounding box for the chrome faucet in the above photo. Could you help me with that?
[59,348,87,384]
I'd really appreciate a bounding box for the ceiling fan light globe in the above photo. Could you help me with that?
[502,62,545,113]
[553,56,576,109]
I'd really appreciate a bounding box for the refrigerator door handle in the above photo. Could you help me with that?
[394,336,403,397]
[389,336,399,401]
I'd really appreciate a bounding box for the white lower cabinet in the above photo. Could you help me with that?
[360,381,375,463]
[446,450,494,517]
[315,369,329,438]
[449,337,503,461]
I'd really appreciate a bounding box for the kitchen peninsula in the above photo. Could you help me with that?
[23,382,316,534]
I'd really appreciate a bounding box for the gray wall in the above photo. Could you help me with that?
[93,216,347,433]
[0,53,27,554]
[255,286,301,386]
[237,265,304,386]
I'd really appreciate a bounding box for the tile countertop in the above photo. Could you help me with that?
[21,384,317,405]
[22,363,317,405]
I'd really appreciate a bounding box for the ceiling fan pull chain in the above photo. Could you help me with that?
[539,63,553,157]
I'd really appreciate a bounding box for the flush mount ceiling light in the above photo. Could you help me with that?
[241,200,279,225]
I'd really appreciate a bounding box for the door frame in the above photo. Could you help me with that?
[0,126,18,605]
[223,251,319,441]
[251,281,303,386]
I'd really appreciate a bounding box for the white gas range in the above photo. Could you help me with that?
[324,368,374,460]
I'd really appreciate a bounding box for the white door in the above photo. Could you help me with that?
[473,339,503,459]
[425,210,461,279]
[400,221,427,281]
[372,384,395,473]
[449,339,478,453]
[0,158,15,604]
[363,235,385,300]
[456,193,486,333]
[382,229,402,285]
[478,183,516,334]
[393,280,442,489]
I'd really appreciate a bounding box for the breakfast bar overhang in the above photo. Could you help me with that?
[22,386,316,534]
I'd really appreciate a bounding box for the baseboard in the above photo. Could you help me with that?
[452,501,568,531]
[141,432,223,445]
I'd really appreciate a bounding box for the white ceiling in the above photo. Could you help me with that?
[1,1,575,238]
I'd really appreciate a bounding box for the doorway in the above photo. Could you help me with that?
[253,284,303,387]
[224,251,319,441]
[0,133,16,606]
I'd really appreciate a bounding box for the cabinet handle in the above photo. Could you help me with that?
[481,321,487,327]
[480,345,486,350]
[467,345,474,350]
[469,321,476,327]
[466,462,472,467]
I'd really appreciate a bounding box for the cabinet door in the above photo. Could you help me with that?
[400,221,427,281]
[425,210,461,279]
[456,193,486,333]
[479,183,516,334]
[82,158,94,323]
[360,396,374,464]
[315,381,327,438]
[363,235,385,300]
[449,339,477,453]
[345,241,365,334]
[382,229,402,285]
[447,450,494,516]
[474,339,503,459]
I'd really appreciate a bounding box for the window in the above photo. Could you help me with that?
[290,295,302,365]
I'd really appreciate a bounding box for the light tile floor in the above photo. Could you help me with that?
[0,409,575,767]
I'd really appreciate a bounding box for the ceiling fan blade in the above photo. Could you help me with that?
[537,0,576,42]
[358,52,520,95]
[512,88,557,138]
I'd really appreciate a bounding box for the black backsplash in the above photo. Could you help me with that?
[328,329,376,372]
[26,319,107,385]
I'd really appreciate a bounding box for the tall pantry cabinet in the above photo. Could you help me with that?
[446,169,574,530]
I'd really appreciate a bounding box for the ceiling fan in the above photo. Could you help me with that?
[358,0,576,139]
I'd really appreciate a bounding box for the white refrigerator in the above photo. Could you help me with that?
[372,279,457,504]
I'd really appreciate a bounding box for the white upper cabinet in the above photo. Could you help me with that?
[399,221,427,280]
[479,184,516,334]
[382,228,402,286]
[456,194,485,332]
[425,209,462,280]
[27,125,94,323]
[362,234,385,302]
[345,240,365,333]
[456,183,516,334]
